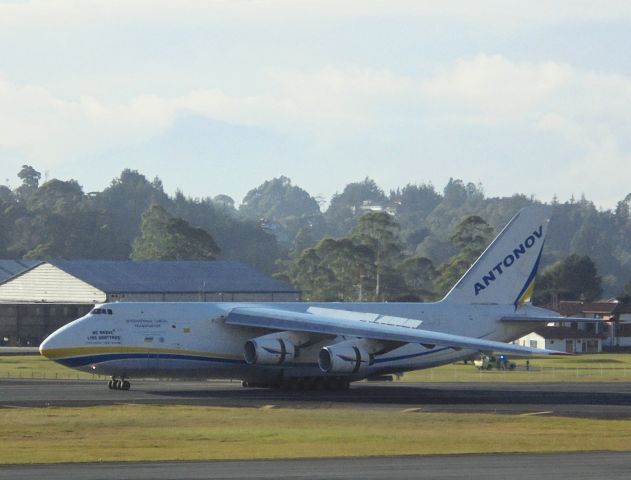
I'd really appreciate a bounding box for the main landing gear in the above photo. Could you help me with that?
[108,376,131,391]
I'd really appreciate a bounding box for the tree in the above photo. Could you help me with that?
[442,178,467,207]
[290,225,319,257]
[0,186,17,256]
[94,169,170,258]
[325,178,387,236]
[6,178,118,259]
[533,254,603,305]
[15,165,41,200]
[240,176,320,221]
[396,256,438,300]
[286,211,408,302]
[614,200,630,227]
[351,212,404,300]
[618,279,631,304]
[435,215,493,296]
[239,176,322,248]
[391,183,441,219]
[448,215,493,253]
[131,205,220,260]
[168,189,280,273]
[213,194,236,211]
[286,238,374,301]
[286,247,337,301]
[0,185,14,203]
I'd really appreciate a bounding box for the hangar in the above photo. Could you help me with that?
[0,260,299,346]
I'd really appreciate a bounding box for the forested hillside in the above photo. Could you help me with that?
[1,167,630,303]
[0,167,278,272]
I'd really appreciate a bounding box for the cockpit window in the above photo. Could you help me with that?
[91,308,113,315]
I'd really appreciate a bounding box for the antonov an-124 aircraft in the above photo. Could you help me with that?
[40,205,573,391]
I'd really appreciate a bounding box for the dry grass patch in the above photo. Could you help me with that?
[1,405,630,464]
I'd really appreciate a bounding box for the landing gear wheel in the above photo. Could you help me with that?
[108,377,130,391]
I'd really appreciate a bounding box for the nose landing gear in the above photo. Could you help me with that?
[108,377,131,391]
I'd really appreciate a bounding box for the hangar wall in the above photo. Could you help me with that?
[0,304,93,346]
[0,260,300,346]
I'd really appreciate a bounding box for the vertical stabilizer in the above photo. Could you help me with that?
[442,205,552,306]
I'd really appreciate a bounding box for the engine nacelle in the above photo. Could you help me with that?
[244,334,296,366]
[318,342,373,374]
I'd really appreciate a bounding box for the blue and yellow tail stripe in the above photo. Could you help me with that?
[516,279,536,306]
[513,241,544,308]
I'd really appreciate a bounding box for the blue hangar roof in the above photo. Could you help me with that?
[47,260,299,294]
[0,260,40,283]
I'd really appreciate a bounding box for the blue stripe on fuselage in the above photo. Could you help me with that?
[56,352,245,368]
[56,347,454,369]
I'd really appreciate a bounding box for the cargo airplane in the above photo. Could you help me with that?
[40,205,573,391]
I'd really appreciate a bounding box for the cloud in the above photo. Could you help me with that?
[2,1,631,31]
[2,54,631,206]
[0,65,419,166]
[421,55,573,121]
[0,78,172,165]
[419,54,631,205]
[420,54,631,141]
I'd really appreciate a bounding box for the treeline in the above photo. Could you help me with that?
[240,176,631,302]
[0,167,278,272]
[1,167,630,303]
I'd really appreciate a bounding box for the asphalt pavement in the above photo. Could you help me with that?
[2,378,631,418]
[1,453,629,480]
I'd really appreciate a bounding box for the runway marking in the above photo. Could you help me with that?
[519,411,553,417]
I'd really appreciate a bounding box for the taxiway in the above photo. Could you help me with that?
[2,378,631,419]
[1,452,630,480]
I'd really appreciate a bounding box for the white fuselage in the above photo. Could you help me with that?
[40,301,544,383]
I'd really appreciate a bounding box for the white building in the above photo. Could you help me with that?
[518,326,603,353]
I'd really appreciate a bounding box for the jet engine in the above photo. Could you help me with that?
[318,341,373,374]
[244,334,296,366]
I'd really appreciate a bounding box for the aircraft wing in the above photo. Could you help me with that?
[224,306,562,355]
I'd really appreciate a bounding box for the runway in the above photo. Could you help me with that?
[3,378,631,418]
[2,453,630,480]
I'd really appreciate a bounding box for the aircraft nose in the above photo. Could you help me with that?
[39,332,54,359]
[39,329,66,359]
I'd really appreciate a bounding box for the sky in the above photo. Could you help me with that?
[1,1,631,208]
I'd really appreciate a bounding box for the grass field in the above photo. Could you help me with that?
[0,355,107,380]
[401,353,631,382]
[2,353,631,383]
[1,404,630,464]
[2,354,631,465]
